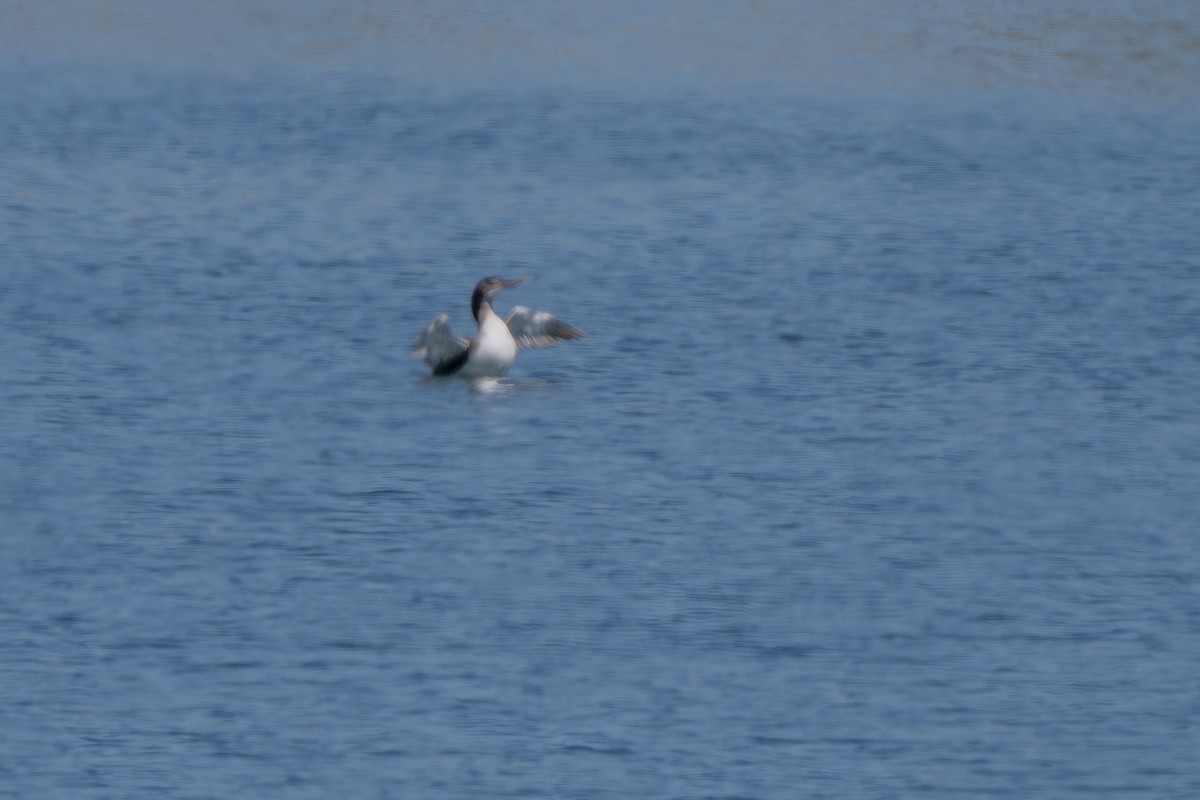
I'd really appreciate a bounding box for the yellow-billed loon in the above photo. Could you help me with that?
[412,276,585,379]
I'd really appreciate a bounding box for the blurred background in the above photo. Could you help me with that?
[3,0,1199,97]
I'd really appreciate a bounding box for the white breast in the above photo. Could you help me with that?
[462,306,518,378]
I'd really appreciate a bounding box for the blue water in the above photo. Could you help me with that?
[3,5,1200,798]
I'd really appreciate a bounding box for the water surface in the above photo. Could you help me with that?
[2,4,1199,798]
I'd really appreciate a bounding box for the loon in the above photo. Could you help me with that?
[412,276,584,379]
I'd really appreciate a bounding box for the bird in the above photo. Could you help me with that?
[412,276,584,379]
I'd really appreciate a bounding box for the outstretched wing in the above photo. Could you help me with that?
[412,314,471,375]
[505,306,586,349]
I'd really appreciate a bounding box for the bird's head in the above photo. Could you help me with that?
[472,275,529,319]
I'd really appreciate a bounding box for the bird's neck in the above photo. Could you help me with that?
[471,287,490,323]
